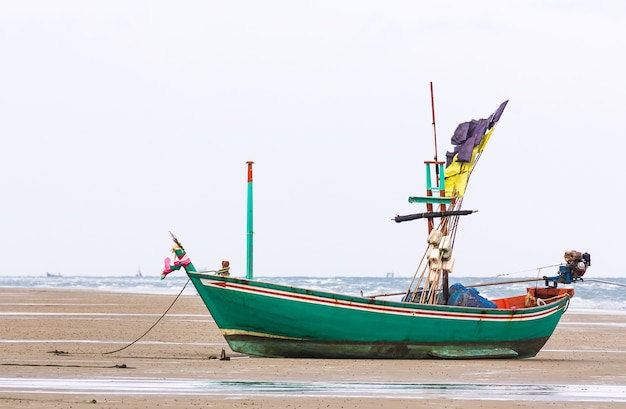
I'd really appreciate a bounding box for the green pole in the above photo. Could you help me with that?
[246,161,254,280]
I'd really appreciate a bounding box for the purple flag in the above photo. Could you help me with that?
[445,100,508,166]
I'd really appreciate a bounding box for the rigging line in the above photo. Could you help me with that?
[465,122,500,187]
[495,264,561,278]
[464,146,486,190]
[585,279,626,288]
[405,245,430,300]
[447,198,463,248]
[101,277,192,355]
[412,258,431,303]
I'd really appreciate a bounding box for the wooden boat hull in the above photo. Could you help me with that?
[187,273,570,359]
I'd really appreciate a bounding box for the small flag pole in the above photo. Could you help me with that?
[430,81,439,162]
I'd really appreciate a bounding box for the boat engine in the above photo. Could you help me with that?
[544,250,591,287]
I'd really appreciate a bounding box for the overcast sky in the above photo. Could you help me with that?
[1,1,624,279]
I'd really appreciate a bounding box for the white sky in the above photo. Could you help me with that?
[1,1,624,278]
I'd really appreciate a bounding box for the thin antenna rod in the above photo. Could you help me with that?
[430,81,438,162]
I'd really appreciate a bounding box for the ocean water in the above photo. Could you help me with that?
[1,274,625,312]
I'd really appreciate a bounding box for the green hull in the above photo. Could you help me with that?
[188,273,569,359]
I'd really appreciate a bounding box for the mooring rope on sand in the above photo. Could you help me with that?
[3,278,193,368]
[101,277,191,355]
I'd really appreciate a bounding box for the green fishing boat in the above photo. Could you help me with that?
[161,92,590,359]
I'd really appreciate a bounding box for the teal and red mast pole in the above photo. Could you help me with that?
[246,161,254,280]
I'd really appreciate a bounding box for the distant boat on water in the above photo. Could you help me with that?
[136,268,143,278]
[46,272,62,277]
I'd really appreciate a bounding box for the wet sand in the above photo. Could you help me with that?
[1,287,625,408]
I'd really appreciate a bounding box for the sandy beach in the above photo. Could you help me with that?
[1,287,625,408]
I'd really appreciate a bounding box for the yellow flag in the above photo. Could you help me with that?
[444,119,500,197]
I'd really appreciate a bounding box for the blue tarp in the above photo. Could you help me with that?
[447,283,497,308]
